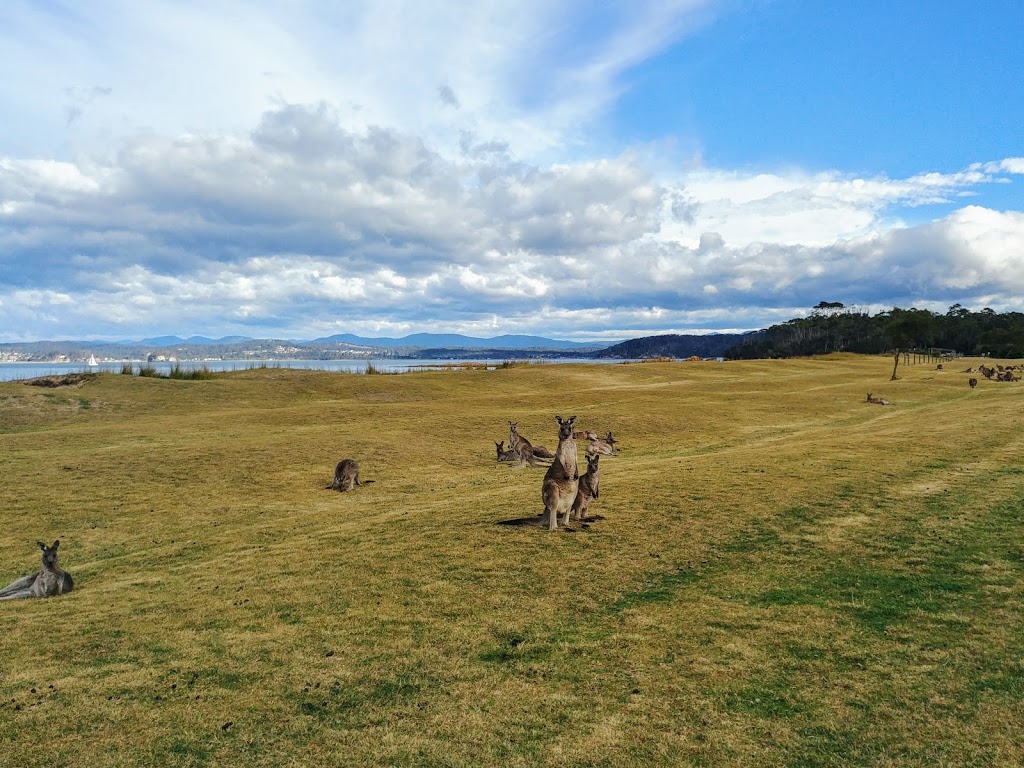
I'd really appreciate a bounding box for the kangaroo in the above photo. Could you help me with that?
[540,415,580,531]
[507,421,552,467]
[0,541,74,601]
[571,454,601,522]
[969,377,978,389]
[530,444,556,460]
[327,459,374,492]
[586,432,618,457]
[866,393,890,405]
[495,441,520,462]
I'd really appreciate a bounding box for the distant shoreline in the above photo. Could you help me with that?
[0,357,626,382]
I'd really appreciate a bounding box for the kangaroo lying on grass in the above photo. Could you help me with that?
[571,454,601,522]
[495,441,520,462]
[540,415,580,531]
[327,459,374,492]
[507,421,554,466]
[586,431,618,456]
[866,393,890,405]
[530,443,556,459]
[0,541,74,601]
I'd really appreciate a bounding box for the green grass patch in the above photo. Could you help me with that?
[609,566,702,612]
[2,355,1024,766]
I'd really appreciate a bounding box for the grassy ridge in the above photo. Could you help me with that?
[0,356,1022,766]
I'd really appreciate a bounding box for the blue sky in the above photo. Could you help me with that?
[1,0,1022,342]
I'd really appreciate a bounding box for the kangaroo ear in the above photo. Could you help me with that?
[52,540,60,550]
[37,541,47,551]
[569,416,577,423]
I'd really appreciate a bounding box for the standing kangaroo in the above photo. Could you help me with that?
[327,459,374,492]
[540,415,580,531]
[571,454,601,522]
[508,422,553,467]
[0,541,74,601]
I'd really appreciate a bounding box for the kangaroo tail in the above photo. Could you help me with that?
[361,479,376,484]
[0,573,37,599]
[0,574,37,600]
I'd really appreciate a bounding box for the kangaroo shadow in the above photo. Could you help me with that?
[495,514,604,529]
[496,514,546,527]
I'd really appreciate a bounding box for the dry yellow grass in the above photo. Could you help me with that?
[1,355,1022,766]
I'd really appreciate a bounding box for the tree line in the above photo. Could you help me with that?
[724,303,1024,359]
[596,333,747,360]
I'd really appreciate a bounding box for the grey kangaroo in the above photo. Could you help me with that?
[508,421,554,466]
[571,454,601,522]
[0,541,74,600]
[586,432,618,457]
[540,415,580,531]
[327,459,374,492]
[495,441,520,462]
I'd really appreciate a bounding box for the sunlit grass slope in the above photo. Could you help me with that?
[1,356,1022,767]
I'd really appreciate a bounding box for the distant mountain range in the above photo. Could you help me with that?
[122,335,254,346]
[0,331,615,363]
[0,331,757,363]
[311,332,607,350]
[85,332,608,351]
[89,332,759,354]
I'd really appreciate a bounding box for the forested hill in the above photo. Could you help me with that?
[723,304,1024,359]
[597,333,749,359]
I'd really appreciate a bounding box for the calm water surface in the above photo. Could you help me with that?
[0,358,621,382]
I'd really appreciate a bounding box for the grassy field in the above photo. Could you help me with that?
[1,355,1022,767]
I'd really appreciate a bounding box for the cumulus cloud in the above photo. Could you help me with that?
[1,2,1023,341]
[658,164,1012,249]
[2,98,1023,341]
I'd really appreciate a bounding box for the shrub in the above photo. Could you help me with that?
[167,364,216,380]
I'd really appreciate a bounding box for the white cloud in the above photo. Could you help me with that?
[2,101,1023,341]
[0,0,719,162]
[657,164,1018,249]
[1,2,1023,342]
